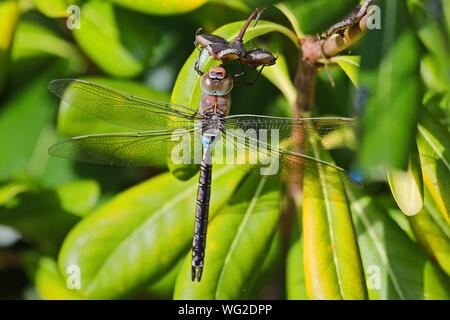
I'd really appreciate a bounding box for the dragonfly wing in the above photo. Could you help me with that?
[48,128,201,167]
[221,128,353,189]
[48,79,200,131]
[224,115,358,151]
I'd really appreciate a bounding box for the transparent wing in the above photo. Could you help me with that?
[48,127,201,167]
[48,79,200,130]
[219,128,356,189]
[224,115,358,151]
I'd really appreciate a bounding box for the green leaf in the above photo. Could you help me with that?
[303,140,367,299]
[169,19,297,180]
[416,107,450,223]
[146,258,183,299]
[55,180,100,217]
[262,54,297,107]
[173,176,280,299]
[407,0,449,65]
[33,0,76,18]
[347,187,450,300]
[387,143,424,216]
[72,0,160,77]
[105,0,207,15]
[11,20,86,74]
[330,55,361,87]
[358,0,421,176]
[420,53,450,93]
[445,0,450,36]
[0,180,98,254]
[0,182,29,206]
[408,188,450,276]
[0,63,64,180]
[280,0,361,35]
[275,3,306,39]
[58,166,246,299]
[0,0,19,92]
[245,229,283,299]
[286,218,307,300]
[23,252,81,300]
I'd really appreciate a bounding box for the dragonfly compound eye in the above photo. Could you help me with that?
[200,67,233,96]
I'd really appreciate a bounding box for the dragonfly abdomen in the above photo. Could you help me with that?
[192,155,212,281]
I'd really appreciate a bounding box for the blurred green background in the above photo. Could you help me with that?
[0,0,449,300]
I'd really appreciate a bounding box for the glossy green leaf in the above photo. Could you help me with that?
[169,19,297,180]
[23,252,81,300]
[72,0,159,77]
[275,3,306,39]
[303,139,367,300]
[330,55,361,87]
[58,166,246,299]
[408,0,449,65]
[146,258,183,299]
[11,20,86,74]
[33,0,75,18]
[245,229,283,299]
[377,194,416,241]
[387,143,424,216]
[420,53,450,93]
[280,0,360,35]
[347,187,450,300]
[56,77,170,137]
[358,0,421,176]
[0,182,29,206]
[0,64,64,180]
[445,0,450,36]
[173,176,281,299]
[56,180,100,217]
[106,0,207,15]
[286,218,307,300]
[262,54,297,107]
[416,107,450,223]
[0,0,19,91]
[408,188,450,276]
[0,180,98,254]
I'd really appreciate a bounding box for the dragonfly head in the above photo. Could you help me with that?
[201,66,233,96]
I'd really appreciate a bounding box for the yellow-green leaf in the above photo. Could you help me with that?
[106,0,207,15]
[408,188,450,276]
[303,139,367,300]
[330,55,361,87]
[0,0,19,91]
[23,252,81,300]
[416,107,450,223]
[387,143,424,216]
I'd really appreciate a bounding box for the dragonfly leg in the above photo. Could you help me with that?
[234,65,265,87]
[232,60,247,79]
[194,49,204,76]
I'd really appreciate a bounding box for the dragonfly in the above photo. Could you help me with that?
[48,67,358,282]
